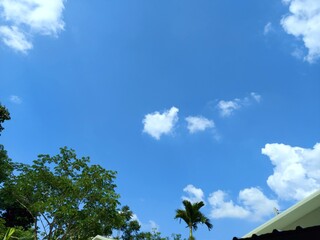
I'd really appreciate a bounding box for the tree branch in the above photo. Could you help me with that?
[15,199,38,240]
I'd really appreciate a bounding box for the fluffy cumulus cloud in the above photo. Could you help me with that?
[184,142,319,222]
[238,188,279,221]
[0,0,65,52]
[185,116,214,134]
[142,107,179,140]
[208,188,279,221]
[217,92,261,117]
[208,190,250,219]
[281,0,320,63]
[262,143,320,201]
[182,184,205,203]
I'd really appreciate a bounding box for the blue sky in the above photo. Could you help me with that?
[1,0,320,239]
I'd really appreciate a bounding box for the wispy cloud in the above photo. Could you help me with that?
[208,188,278,221]
[291,47,305,60]
[9,95,22,104]
[217,100,241,117]
[182,184,205,203]
[250,92,261,103]
[217,92,261,117]
[131,214,140,223]
[262,143,320,201]
[185,116,214,134]
[281,0,320,63]
[142,107,179,140]
[148,220,159,231]
[0,0,65,53]
[0,26,32,53]
[263,22,273,35]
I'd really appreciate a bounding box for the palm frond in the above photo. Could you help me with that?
[175,200,213,234]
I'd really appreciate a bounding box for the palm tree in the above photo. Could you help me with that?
[174,200,213,240]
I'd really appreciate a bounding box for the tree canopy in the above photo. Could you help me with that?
[0,104,10,135]
[0,145,13,185]
[0,103,12,184]
[3,147,121,239]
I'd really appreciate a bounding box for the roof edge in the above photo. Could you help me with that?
[243,189,320,238]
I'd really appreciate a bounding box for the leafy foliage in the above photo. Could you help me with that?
[0,145,13,185]
[0,104,13,184]
[0,104,10,135]
[0,200,34,230]
[175,200,213,240]
[135,229,169,240]
[0,222,34,240]
[2,228,14,240]
[5,147,121,239]
[116,205,141,240]
[0,105,34,233]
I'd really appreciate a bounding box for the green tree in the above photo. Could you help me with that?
[174,200,213,240]
[0,198,34,230]
[0,223,34,240]
[116,205,141,240]
[135,229,168,240]
[170,233,185,240]
[5,147,121,239]
[0,103,11,184]
[2,227,15,240]
[0,105,34,232]
[0,103,12,184]
[0,104,10,135]
[121,220,141,240]
[0,145,13,185]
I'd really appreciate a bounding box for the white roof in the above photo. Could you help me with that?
[243,189,320,237]
[92,235,114,240]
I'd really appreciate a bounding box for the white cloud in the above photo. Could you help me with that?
[238,188,279,221]
[264,22,273,35]
[0,26,32,52]
[281,0,320,63]
[250,92,261,103]
[9,95,22,104]
[131,214,140,223]
[182,184,205,203]
[262,143,320,201]
[140,219,159,232]
[131,214,159,232]
[217,100,241,117]
[208,190,250,219]
[185,116,214,134]
[208,188,278,221]
[217,92,261,117]
[142,107,179,140]
[201,142,320,222]
[0,0,65,52]
[291,47,305,59]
